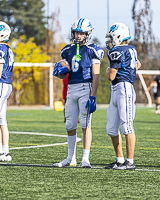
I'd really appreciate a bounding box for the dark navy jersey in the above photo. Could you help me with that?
[0,43,14,84]
[107,45,137,85]
[61,43,104,84]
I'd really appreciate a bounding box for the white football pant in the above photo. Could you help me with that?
[0,83,12,125]
[106,82,136,137]
[65,83,92,131]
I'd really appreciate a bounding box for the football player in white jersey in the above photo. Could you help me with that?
[0,21,14,162]
[105,22,141,170]
[53,18,104,167]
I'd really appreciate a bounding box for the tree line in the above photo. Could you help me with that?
[0,0,159,105]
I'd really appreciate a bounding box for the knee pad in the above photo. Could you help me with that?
[65,120,77,131]
[106,124,120,137]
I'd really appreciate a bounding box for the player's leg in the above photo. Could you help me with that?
[0,128,5,161]
[111,134,123,158]
[80,127,92,168]
[1,125,12,161]
[53,85,79,167]
[0,83,12,162]
[126,132,136,159]
[0,86,5,161]
[79,83,92,167]
[105,95,125,169]
[115,82,136,170]
[155,96,160,114]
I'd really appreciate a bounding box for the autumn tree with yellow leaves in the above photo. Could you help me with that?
[8,35,50,105]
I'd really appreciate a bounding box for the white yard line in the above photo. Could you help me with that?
[9,131,81,150]
[0,163,160,171]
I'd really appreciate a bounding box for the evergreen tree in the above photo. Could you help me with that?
[0,0,47,45]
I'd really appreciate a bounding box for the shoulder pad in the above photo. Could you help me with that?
[88,43,104,59]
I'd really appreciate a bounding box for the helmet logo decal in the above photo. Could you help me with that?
[110,25,118,33]
[0,25,5,31]
[87,22,92,28]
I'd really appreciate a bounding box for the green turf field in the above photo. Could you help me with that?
[0,106,160,199]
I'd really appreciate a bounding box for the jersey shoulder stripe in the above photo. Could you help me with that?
[87,43,104,60]
[61,44,75,55]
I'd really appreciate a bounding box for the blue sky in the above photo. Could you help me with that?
[43,0,160,47]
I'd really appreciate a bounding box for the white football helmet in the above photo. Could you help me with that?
[0,21,11,42]
[105,22,131,49]
[71,18,93,44]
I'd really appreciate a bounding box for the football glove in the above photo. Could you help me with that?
[85,96,96,114]
[53,62,69,77]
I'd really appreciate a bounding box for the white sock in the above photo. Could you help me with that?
[126,158,134,164]
[117,157,125,164]
[67,134,76,162]
[82,149,90,161]
[2,145,9,154]
[0,143,3,153]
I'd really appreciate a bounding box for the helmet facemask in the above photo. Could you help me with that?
[105,34,114,50]
[71,31,88,45]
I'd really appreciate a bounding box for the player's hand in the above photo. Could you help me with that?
[53,62,69,77]
[85,96,96,113]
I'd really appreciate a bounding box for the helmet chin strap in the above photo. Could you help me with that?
[74,36,87,46]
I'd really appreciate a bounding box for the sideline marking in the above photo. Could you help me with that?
[9,131,82,150]
[0,163,160,171]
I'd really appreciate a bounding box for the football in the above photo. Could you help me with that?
[56,60,70,79]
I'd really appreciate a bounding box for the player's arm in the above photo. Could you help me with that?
[85,62,100,114]
[136,59,141,70]
[91,63,100,97]
[106,67,118,81]
[0,63,3,79]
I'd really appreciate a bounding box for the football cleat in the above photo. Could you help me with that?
[80,159,91,168]
[105,161,123,169]
[0,153,5,161]
[53,158,77,167]
[4,153,12,161]
[113,160,136,170]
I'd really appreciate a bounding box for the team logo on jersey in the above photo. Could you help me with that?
[66,50,73,53]
[109,51,121,60]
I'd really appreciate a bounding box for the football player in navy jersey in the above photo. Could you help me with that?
[147,75,160,114]
[53,18,104,168]
[105,22,141,170]
[0,22,14,162]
